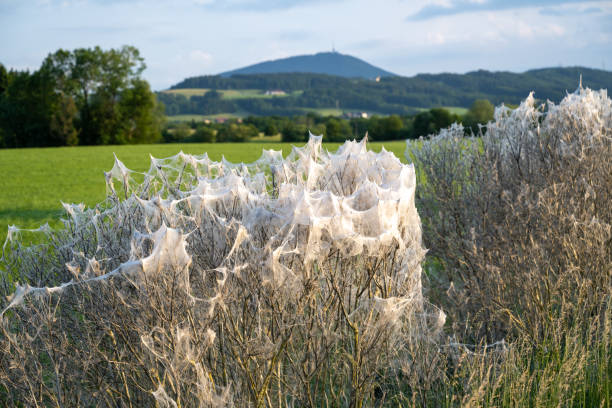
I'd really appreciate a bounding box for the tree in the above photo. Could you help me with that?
[264,122,278,136]
[381,115,403,140]
[463,99,494,134]
[50,94,79,146]
[0,68,77,147]
[324,117,351,142]
[192,125,216,143]
[172,123,192,141]
[429,108,458,131]
[41,46,160,145]
[116,79,164,144]
[412,111,435,138]
[281,122,308,142]
[0,64,7,95]
[413,108,459,138]
[217,123,257,143]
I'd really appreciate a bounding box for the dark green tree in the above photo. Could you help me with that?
[192,125,216,143]
[172,123,192,141]
[381,115,403,140]
[412,111,435,138]
[413,108,459,138]
[463,99,495,134]
[429,108,458,131]
[116,79,164,144]
[0,64,7,95]
[0,68,77,147]
[324,117,351,142]
[264,122,278,136]
[41,46,161,145]
[281,122,308,142]
[217,123,258,143]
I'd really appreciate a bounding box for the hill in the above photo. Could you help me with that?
[161,67,612,118]
[219,51,395,79]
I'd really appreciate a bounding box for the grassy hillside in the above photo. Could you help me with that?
[161,67,612,117]
[0,141,407,243]
[167,112,250,122]
[162,88,302,100]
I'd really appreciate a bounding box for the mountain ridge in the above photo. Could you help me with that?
[219,51,396,79]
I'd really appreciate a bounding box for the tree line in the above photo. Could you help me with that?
[164,100,495,144]
[1,46,498,148]
[0,46,164,148]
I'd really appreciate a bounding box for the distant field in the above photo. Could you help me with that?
[415,106,468,115]
[167,112,249,122]
[222,89,302,99]
[163,88,211,98]
[162,88,302,100]
[0,141,407,243]
[168,108,393,122]
[300,107,344,116]
[442,106,468,115]
[300,108,393,117]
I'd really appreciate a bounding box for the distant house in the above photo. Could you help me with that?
[265,89,286,96]
[215,117,227,124]
[343,112,369,119]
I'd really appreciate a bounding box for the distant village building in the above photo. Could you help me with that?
[265,89,286,96]
[215,117,227,124]
[375,76,381,82]
[343,112,369,119]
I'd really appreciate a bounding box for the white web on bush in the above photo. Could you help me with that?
[0,134,437,405]
[2,135,424,308]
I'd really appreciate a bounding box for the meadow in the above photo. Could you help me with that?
[167,112,249,122]
[0,140,406,243]
[162,88,303,99]
[166,108,382,122]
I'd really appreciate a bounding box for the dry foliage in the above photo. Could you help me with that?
[407,87,611,405]
[0,136,442,407]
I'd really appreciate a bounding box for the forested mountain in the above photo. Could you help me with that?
[220,51,395,79]
[163,67,612,117]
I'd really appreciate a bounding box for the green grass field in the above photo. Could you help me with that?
[168,108,391,122]
[162,88,211,98]
[162,88,302,100]
[167,111,251,122]
[300,107,345,116]
[0,141,407,243]
[414,106,468,115]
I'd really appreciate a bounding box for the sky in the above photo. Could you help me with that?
[1,0,611,90]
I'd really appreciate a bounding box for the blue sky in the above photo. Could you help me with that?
[1,0,611,90]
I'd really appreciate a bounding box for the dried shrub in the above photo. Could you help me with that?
[0,136,442,407]
[407,87,611,405]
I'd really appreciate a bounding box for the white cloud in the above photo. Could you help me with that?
[188,50,213,66]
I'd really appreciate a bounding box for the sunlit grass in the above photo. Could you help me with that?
[0,141,407,242]
[161,88,302,100]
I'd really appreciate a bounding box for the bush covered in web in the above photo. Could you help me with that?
[408,86,611,343]
[0,136,442,407]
